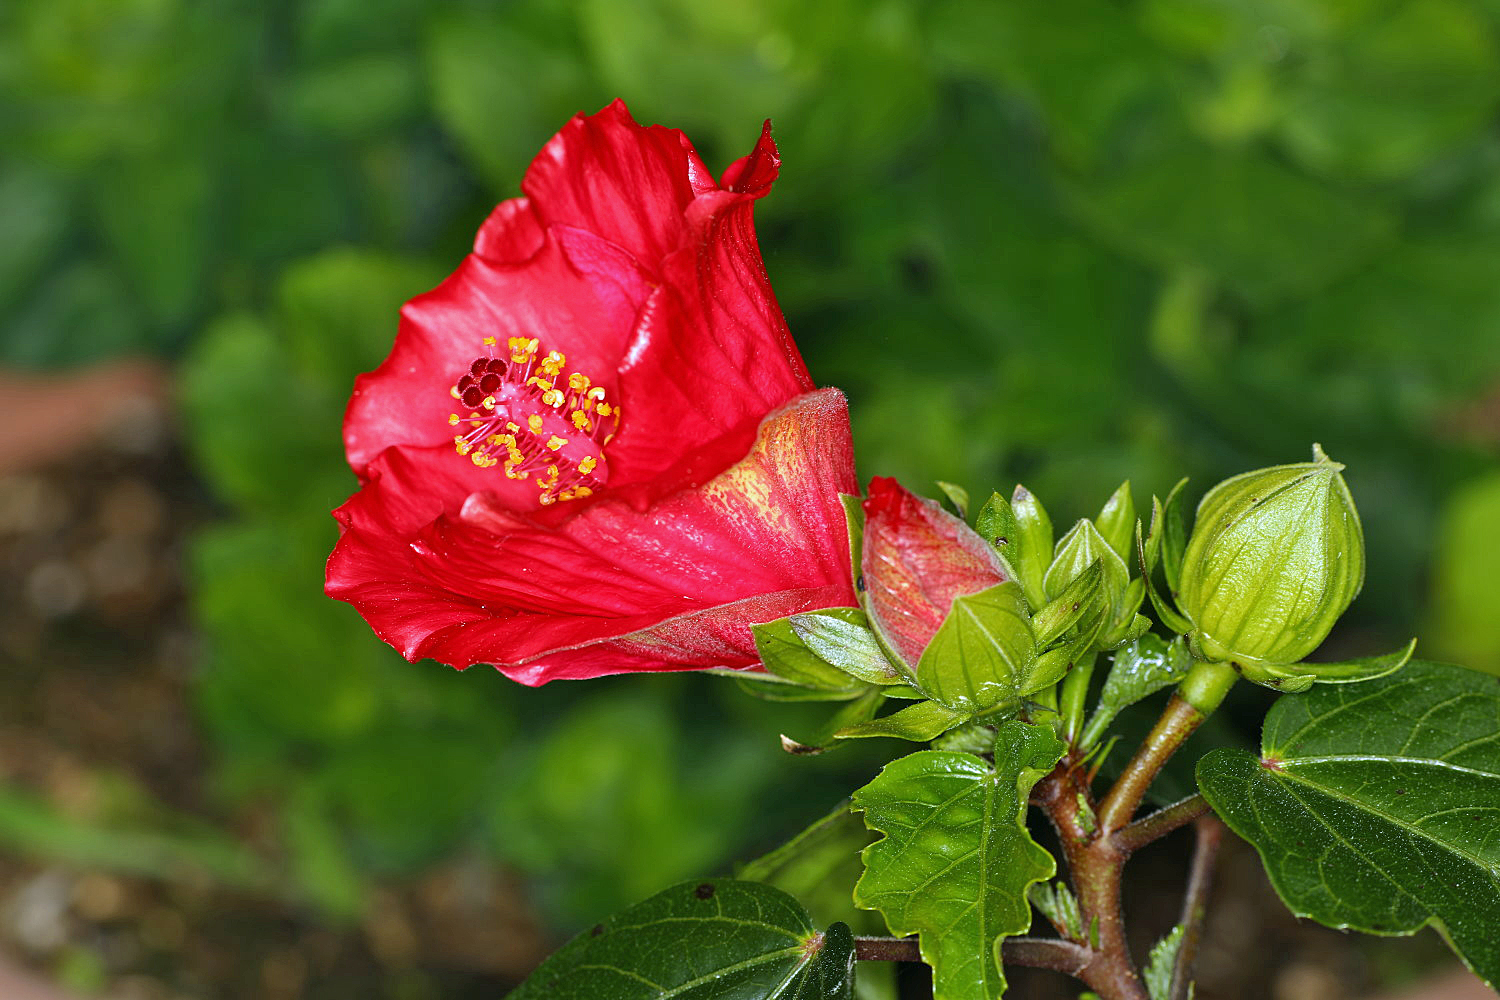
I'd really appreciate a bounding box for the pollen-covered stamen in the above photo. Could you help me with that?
[446,338,621,505]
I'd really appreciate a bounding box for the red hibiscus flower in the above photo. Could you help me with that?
[861,477,1009,667]
[325,101,858,684]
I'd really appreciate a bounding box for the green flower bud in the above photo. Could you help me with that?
[1177,445,1364,678]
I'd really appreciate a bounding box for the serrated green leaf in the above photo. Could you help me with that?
[1095,481,1135,561]
[1080,635,1193,748]
[852,721,1065,1000]
[1010,485,1053,609]
[834,699,969,743]
[1197,661,1500,988]
[507,879,854,999]
[790,609,905,686]
[915,582,1036,713]
[752,618,869,694]
[1143,924,1185,1000]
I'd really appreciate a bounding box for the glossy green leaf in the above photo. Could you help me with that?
[1010,485,1053,609]
[507,879,854,1000]
[974,492,1023,582]
[790,609,905,686]
[1046,521,1130,619]
[1031,561,1104,649]
[752,618,870,694]
[1080,635,1193,748]
[916,582,1036,713]
[1148,478,1190,594]
[1197,661,1500,988]
[852,721,1066,1000]
[842,494,866,598]
[834,699,969,744]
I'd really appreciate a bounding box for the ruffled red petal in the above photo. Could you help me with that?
[326,389,858,680]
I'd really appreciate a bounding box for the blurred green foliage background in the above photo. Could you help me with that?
[4,0,1500,988]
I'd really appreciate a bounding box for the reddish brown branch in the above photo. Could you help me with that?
[1169,815,1224,1000]
[1116,794,1211,854]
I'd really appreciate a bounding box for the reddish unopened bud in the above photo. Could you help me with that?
[861,477,1009,667]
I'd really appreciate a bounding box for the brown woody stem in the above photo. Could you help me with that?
[1169,815,1224,1000]
[852,935,1092,976]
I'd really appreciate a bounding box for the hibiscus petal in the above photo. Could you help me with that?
[326,389,858,679]
[522,99,717,270]
[343,237,651,472]
[472,197,545,264]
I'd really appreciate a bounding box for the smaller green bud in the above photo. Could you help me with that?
[1177,445,1364,677]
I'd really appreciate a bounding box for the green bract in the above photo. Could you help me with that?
[1177,445,1364,686]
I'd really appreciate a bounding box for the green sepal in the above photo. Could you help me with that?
[1031,561,1104,648]
[1028,881,1084,942]
[1143,924,1185,1000]
[974,491,1025,583]
[936,480,971,519]
[1010,484,1053,609]
[781,688,887,755]
[752,616,870,693]
[736,676,870,702]
[1137,530,1193,635]
[1157,477,1190,593]
[789,608,906,686]
[1229,638,1417,692]
[915,582,1035,713]
[842,493,865,597]
[1095,480,1135,561]
[834,699,970,743]
[1105,609,1152,650]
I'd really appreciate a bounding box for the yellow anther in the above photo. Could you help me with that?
[505,422,519,432]
[546,435,567,452]
[573,486,593,499]
[568,372,591,392]
[578,455,597,475]
[527,414,544,434]
[508,336,538,362]
[448,414,460,426]
[542,389,565,408]
[450,386,461,399]
[527,376,552,391]
[454,438,472,456]
[571,410,592,431]
[597,402,613,417]
[482,396,496,410]
[539,494,557,506]
[483,336,496,346]
[587,386,606,401]
[540,350,566,376]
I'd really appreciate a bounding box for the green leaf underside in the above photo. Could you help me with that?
[916,582,1035,713]
[1197,661,1500,988]
[852,721,1066,1000]
[752,618,869,694]
[790,609,905,685]
[507,879,853,1000]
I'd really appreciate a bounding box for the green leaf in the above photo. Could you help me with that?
[915,582,1036,713]
[507,879,854,999]
[736,677,870,703]
[1046,521,1130,619]
[1081,635,1193,748]
[1197,661,1500,988]
[790,609,905,685]
[1028,880,1083,941]
[852,721,1066,1000]
[1143,924,1185,1000]
[1010,485,1053,609]
[834,699,969,743]
[1149,478,1190,594]
[752,618,870,694]
[1095,481,1135,561]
